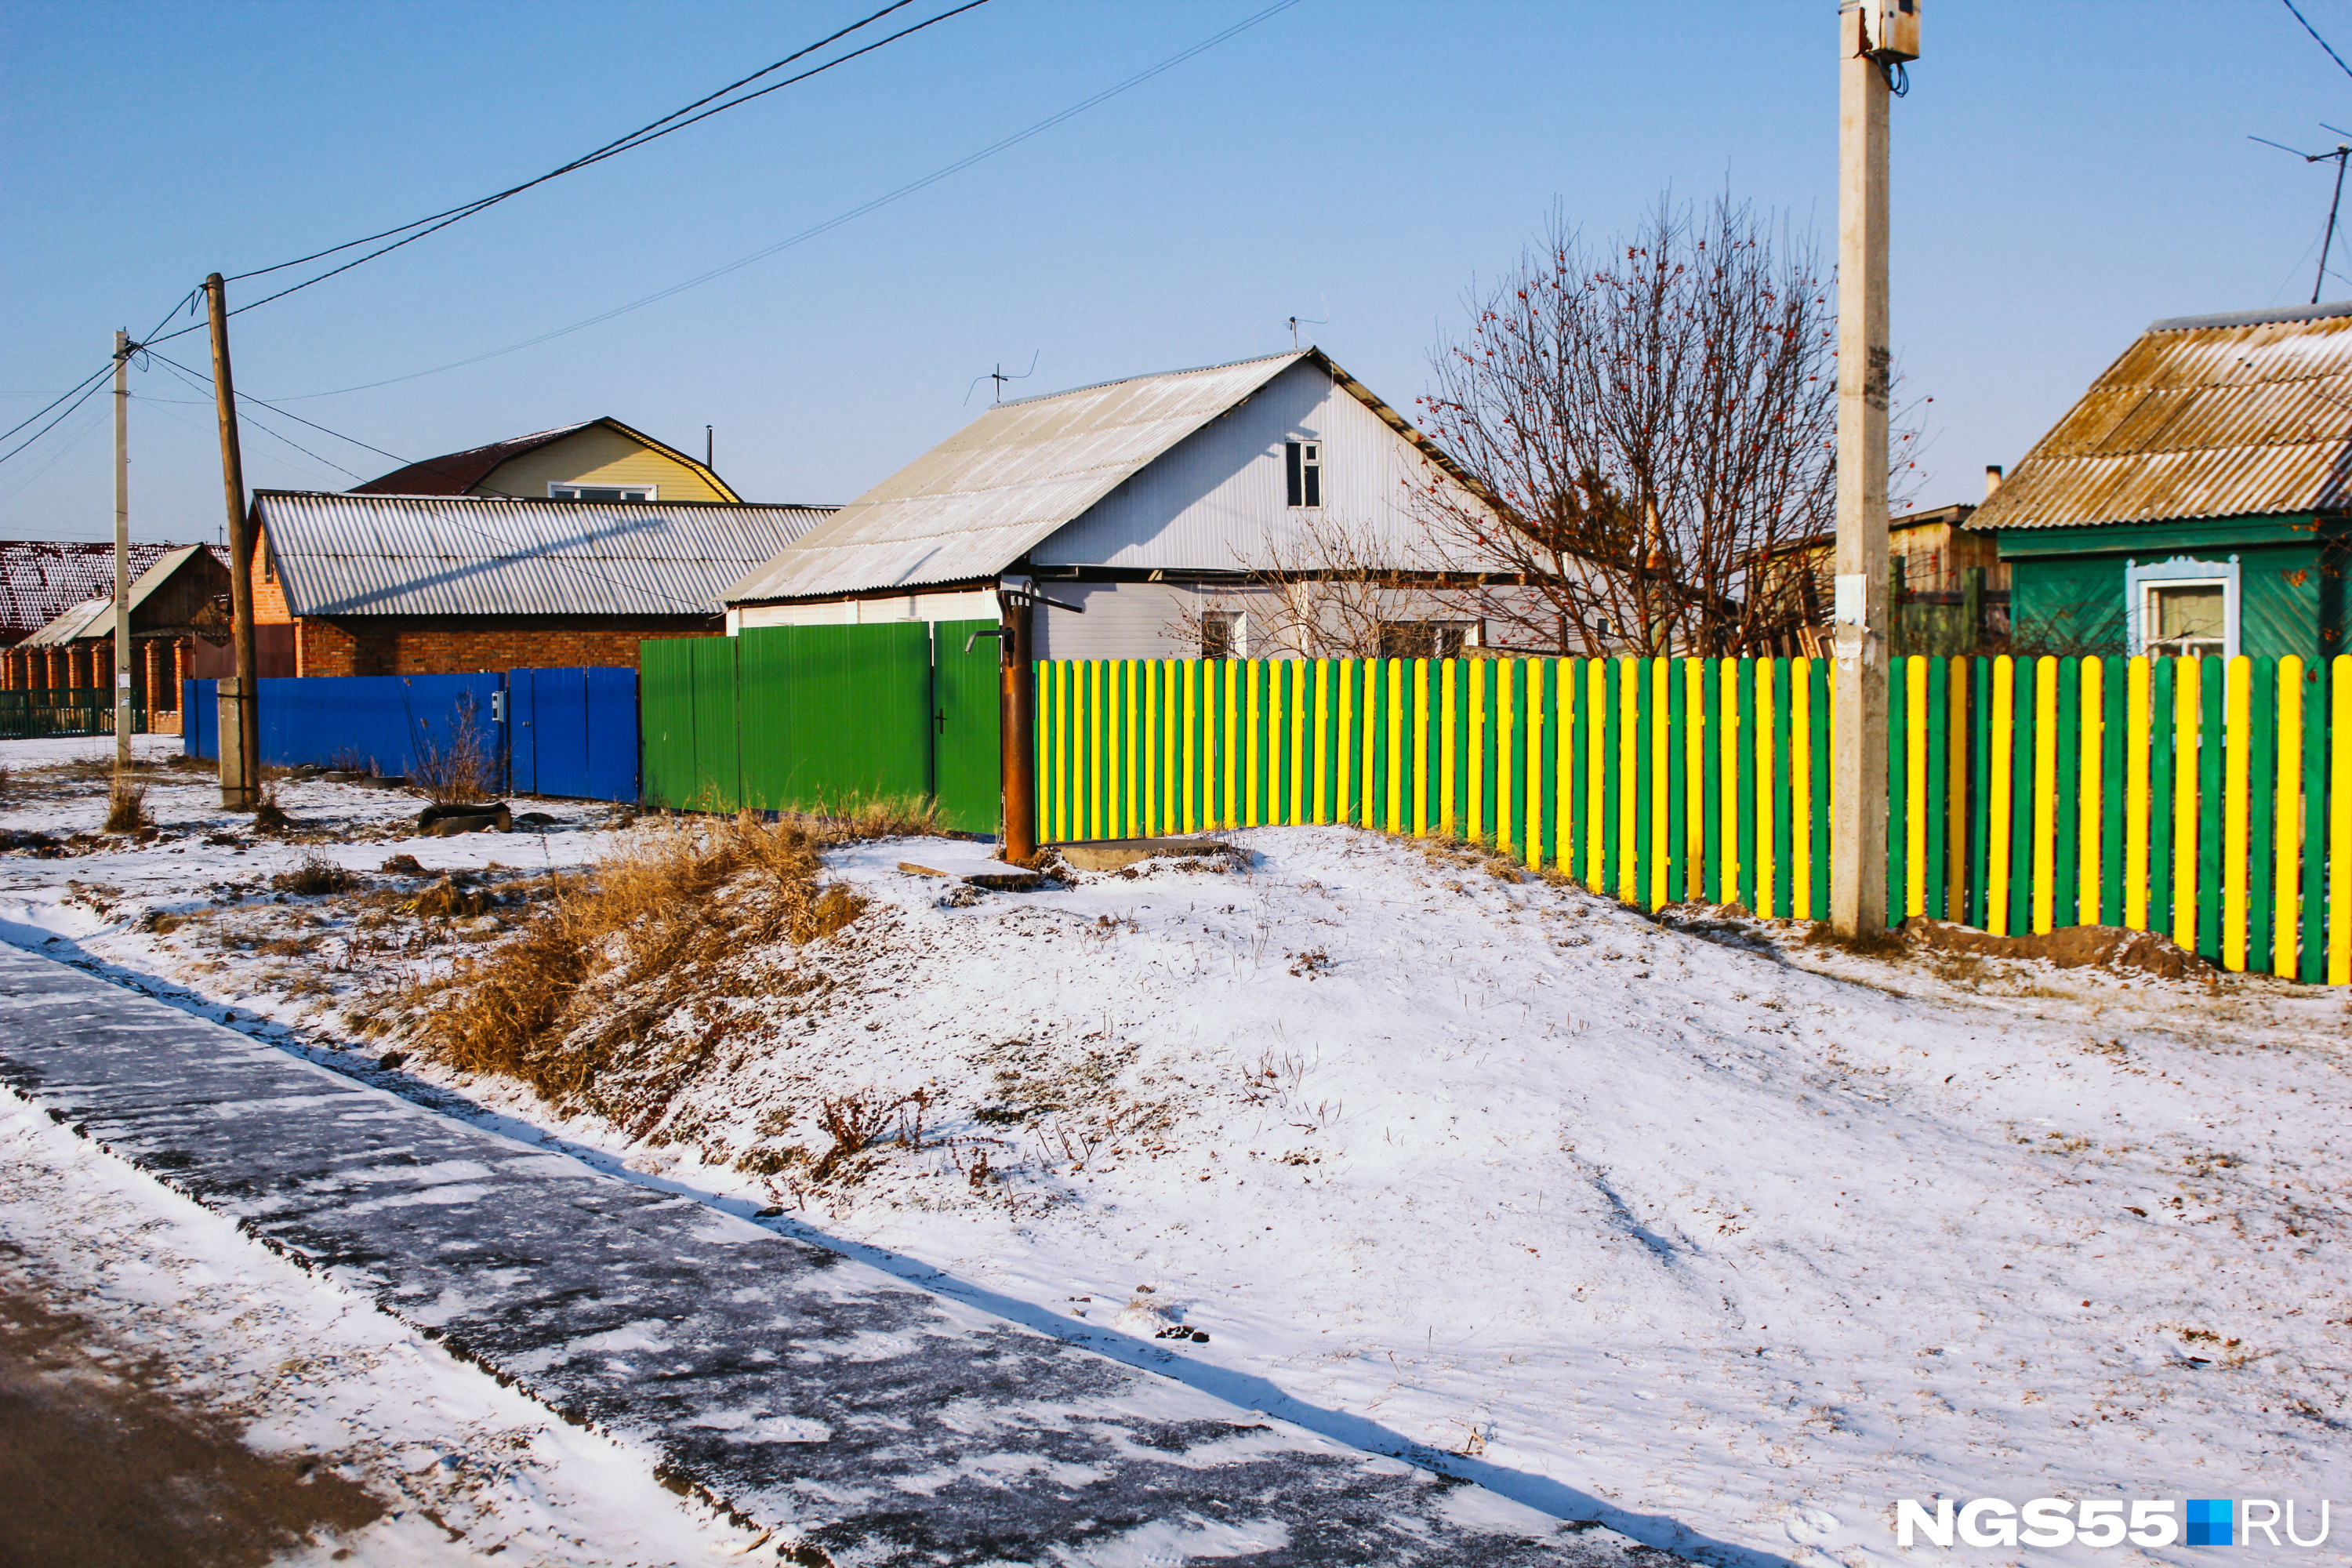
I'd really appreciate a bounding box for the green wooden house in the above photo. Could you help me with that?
[1965,301,2350,660]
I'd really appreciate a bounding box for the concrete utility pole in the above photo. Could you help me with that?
[1831,2,1916,938]
[112,331,132,777]
[204,274,260,810]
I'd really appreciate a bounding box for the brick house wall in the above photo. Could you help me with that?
[248,524,717,676]
[292,617,719,676]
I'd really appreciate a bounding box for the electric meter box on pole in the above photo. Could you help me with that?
[1861,0,1919,63]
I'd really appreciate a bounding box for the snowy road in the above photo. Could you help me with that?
[0,936,1682,1567]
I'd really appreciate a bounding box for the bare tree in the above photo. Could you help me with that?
[1413,193,1854,656]
[1162,510,1457,660]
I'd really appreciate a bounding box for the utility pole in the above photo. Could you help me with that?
[204,274,260,810]
[1831,2,1915,938]
[112,331,131,777]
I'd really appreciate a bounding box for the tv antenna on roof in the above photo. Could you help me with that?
[965,350,1039,405]
[2251,131,2352,303]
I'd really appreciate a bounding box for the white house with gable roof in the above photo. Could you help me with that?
[721,349,1511,659]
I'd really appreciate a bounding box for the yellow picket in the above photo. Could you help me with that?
[1587,659,1607,889]
[2031,657,2058,935]
[1791,658,1813,920]
[1988,656,2013,935]
[1907,655,1929,920]
[1946,656,1969,921]
[1650,656,1671,909]
[1555,659,1577,875]
[2078,658,2103,927]
[2125,659,2150,930]
[1719,658,1743,906]
[2332,655,2351,986]
[2276,657,2303,979]
[2174,660,2201,953]
[2223,656,2252,971]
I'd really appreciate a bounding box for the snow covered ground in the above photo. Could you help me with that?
[4,735,2349,1566]
[0,1075,777,1565]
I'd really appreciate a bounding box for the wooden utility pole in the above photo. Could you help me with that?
[1831,3,1915,938]
[997,590,1036,862]
[111,331,132,776]
[204,274,260,809]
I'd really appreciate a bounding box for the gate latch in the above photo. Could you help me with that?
[491,690,508,724]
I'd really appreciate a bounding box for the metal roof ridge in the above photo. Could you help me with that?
[255,489,837,510]
[2147,300,2352,332]
[989,349,1306,411]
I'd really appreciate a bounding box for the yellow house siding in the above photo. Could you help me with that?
[473,425,732,502]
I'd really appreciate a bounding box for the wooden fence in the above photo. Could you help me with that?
[1033,654,2352,985]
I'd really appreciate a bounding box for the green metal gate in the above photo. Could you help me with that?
[640,621,1002,833]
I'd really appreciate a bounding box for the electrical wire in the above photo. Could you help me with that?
[0,362,114,448]
[135,0,993,342]
[270,0,1311,401]
[223,2,921,284]
[2283,0,2352,80]
[138,351,720,612]
[0,375,115,471]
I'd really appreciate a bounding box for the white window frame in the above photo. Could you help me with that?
[548,481,656,501]
[1285,439,1323,509]
[2124,554,2238,659]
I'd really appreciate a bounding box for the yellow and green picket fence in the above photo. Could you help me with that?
[1033,654,2352,984]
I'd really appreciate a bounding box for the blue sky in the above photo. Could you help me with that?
[5,1,2351,543]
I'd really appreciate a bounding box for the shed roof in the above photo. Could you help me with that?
[17,545,222,646]
[1968,300,2352,531]
[0,540,191,643]
[725,349,1480,605]
[252,492,833,619]
[347,416,741,502]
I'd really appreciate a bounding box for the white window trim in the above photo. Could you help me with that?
[1285,438,1323,510]
[2124,554,2239,658]
[548,481,657,501]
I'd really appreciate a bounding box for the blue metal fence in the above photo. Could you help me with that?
[510,666,639,802]
[183,667,639,803]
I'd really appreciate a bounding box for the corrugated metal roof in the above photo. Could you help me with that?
[1969,303,2352,530]
[254,492,833,618]
[0,540,196,641]
[726,353,1313,604]
[17,545,217,645]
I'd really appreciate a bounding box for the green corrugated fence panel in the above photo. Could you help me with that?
[689,634,742,812]
[637,637,697,809]
[934,621,1003,835]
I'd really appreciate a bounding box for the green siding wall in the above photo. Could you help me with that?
[2002,514,2343,660]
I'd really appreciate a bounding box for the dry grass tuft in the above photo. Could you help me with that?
[411,699,495,806]
[1803,920,1910,959]
[270,855,360,897]
[101,778,149,834]
[252,786,293,833]
[415,811,891,1117]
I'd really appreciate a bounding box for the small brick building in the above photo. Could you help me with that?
[249,490,831,677]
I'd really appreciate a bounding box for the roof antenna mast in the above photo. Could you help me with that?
[2251,132,2352,303]
[965,351,1039,406]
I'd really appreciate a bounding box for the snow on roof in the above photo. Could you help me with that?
[1970,304,2352,530]
[0,540,198,644]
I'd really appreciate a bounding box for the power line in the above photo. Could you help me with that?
[2283,0,2352,79]
[1,6,987,463]
[138,351,716,611]
[269,0,1312,401]
[144,0,993,339]
[223,2,922,285]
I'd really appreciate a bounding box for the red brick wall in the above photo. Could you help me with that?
[288,617,717,676]
[251,525,293,624]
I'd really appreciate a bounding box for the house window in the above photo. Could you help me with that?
[2125,554,2238,659]
[2143,582,2226,659]
[1285,441,1321,508]
[1200,612,1243,660]
[550,483,655,502]
[1377,621,1477,659]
